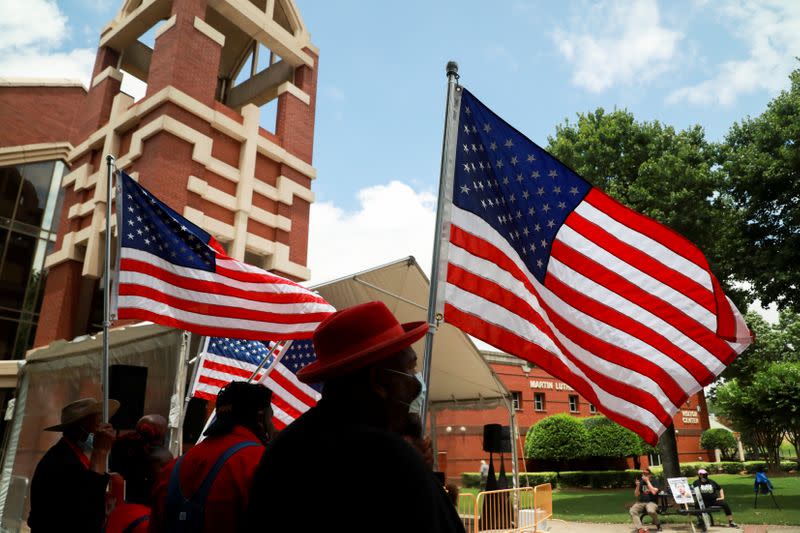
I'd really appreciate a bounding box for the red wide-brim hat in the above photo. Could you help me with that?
[296,301,428,383]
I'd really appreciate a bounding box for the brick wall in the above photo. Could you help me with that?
[0,86,86,148]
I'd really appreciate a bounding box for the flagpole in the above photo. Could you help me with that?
[197,340,293,444]
[420,61,462,430]
[102,154,115,423]
[247,340,292,383]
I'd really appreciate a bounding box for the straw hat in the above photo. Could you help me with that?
[296,301,427,383]
[44,398,120,432]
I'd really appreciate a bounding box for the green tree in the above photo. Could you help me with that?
[524,414,588,464]
[722,310,800,383]
[700,428,737,461]
[583,416,641,458]
[719,68,800,310]
[547,108,747,307]
[714,365,793,471]
[764,361,800,459]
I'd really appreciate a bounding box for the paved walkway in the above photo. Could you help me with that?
[544,520,800,533]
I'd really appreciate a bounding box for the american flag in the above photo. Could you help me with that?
[441,88,752,444]
[191,337,320,430]
[115,171,335,339]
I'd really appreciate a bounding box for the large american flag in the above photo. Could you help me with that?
[115,171,335,340]
[191,337,320,430]
[441,88,752,444]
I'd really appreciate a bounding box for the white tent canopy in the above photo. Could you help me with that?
[310,257,510,410]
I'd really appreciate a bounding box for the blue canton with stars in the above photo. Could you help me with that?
[119,171,217,271]
[209,337,320,390]
[453,89,592,283]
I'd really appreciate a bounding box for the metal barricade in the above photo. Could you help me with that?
[473,486,537,532]
[532,483,553,529]
[458,492,477,532]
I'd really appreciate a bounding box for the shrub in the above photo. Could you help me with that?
[525,414,588,463]
[558,470,640,489]
[519,472,558,487]
[700,428,738,460]
[583,416,641,458]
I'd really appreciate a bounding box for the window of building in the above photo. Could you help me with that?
[589,403,597,414]
[569,395,579,413]
[0,160,65,360]
[511,391,522,411]
[649,453,662,466]
[534,392,545,411]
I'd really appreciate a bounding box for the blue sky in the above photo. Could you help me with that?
[1,0,798,288]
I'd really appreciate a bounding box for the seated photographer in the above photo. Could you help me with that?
[692,469,738,528]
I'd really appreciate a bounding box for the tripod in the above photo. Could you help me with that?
[754,482,781,510]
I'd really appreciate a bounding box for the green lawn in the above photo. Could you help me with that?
[462,474,799,526]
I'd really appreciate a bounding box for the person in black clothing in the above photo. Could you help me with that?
[109,414,170,504]
[629,467,662,533]
[242,301,465,533]
[28,398,119,532]
[693,469,738,528]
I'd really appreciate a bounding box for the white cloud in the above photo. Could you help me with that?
[307,181,436,284]
[553,0,682,92]
[0,0,93,85]
[668,1,800,106]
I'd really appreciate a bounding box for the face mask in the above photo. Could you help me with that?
[383,369,426,413]
[408,372,426,414]
[79,432,94,453]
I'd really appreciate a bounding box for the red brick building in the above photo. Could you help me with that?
[434,350,713,483]
[0,1,321,518]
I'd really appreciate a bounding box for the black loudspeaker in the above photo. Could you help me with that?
[483,424,512,453]
[182,397,209,443]
[499,425,512,453]
[483,424,502,453]
[109,364,148,430]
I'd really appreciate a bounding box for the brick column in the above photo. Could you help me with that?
[74,46,122,141]
[33,261,84,347]
[146,0,222,106]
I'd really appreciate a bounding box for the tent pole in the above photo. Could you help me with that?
[420,61,461,430]
[508,397,520,489]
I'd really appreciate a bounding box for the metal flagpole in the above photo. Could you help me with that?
[420,61,461,430]
[247,340,290,383]
[168,331,192,456]
[196,340,292,444]
[102,155,116,423]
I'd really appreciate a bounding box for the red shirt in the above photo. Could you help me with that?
[106,503,150,533]
[148,426,265,533]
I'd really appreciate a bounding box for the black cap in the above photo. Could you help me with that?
[204,381,272,437]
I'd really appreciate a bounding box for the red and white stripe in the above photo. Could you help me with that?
[117,247,335,340]
[444,188,752,444]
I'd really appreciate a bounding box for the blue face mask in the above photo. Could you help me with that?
[79,432,94,453]
[383,369,426,413]
[408,372,427,415]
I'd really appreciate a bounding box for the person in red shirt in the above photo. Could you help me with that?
[28,398,118,532]
[148,382,274,533]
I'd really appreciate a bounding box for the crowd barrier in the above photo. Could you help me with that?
[464,483,553,532]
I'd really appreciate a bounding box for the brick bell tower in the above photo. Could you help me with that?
[34,0,319,347]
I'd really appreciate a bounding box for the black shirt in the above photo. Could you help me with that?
[242,399,465,533]
[692,477,721,505]
[28,438,109,532]
[637,476,659,503]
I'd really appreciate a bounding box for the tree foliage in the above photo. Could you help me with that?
[582,416,641,458]
[714,361,800,471]
[524,414,588,462]
[719,68,800,310]
[721,310,800,383]
[546,108,747,307]
[700,428,738,461]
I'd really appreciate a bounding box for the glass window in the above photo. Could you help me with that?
[569,395,579,413]
[0,232,38,309]
[0,165,23,221]
[15,161,55,228]
[40,161,65,233]
[511,391,522,411]
[589,403,597,414]
[534,392,545,411]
